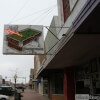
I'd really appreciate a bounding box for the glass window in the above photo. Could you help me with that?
[92,73,100,95]
[52,73,64,94]
[75,58,100,96]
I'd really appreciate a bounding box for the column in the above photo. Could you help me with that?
[64,69,75,100]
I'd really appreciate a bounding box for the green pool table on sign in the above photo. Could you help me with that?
[9,28,41,42]
[6,28,41,51]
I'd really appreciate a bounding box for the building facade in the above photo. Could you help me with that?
[29,68,34,89]
[34,54,46,95]
[34,0,100,100]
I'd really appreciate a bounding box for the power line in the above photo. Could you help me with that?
[27,6,56,24]
[34,7,57,25]
[8,4,56,24]
[8,0,31,24]
[30,6,56,24]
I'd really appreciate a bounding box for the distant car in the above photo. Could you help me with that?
[0,94,10,100]
[0,86,14,96]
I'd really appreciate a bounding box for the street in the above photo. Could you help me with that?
[11,89,49,100]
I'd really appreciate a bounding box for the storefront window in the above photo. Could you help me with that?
[75,67,90,94]
[43,80,48,95]
[92,73,100,95]
[52,73,64,94]
[75,58,100,99]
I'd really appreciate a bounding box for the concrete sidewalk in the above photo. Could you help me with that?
[21,89,49,100]
[10,89,49,100]
[32,92,49,100]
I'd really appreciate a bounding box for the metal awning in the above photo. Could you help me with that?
[37,0,100,77]
[73,0,100,33]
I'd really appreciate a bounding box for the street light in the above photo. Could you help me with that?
[14,74,17,89]
[14,74,18,100]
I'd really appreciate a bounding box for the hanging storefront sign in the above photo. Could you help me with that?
[3,25,44,55]
[37,80,41,83]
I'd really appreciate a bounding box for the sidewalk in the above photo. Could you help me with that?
[10,96,14,100]
[10,89,49,100]
[32,92,49,100]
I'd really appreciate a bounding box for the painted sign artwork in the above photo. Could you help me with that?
[3,25,44,55]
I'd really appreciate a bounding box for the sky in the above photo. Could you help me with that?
[0,0,58,83]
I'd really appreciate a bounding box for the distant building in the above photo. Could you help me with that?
[29,69,34,89]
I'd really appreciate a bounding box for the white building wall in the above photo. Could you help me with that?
[69,0,78,11]
[45,16,59,60]
[57,0,64,27]
[57,0,87,39]
[35,56,41,74]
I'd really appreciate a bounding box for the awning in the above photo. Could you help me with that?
[73,0,100,33]
[37,0,100,77]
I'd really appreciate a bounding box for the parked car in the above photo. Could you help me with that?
[0,94,10,100]
[0,86,15,96]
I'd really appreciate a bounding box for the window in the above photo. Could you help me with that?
[75,58,100,95]
[52,73,64,94]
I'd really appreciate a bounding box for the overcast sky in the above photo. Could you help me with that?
[0,0,58,83]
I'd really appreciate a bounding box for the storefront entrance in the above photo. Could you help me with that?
[75,58,100,100]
